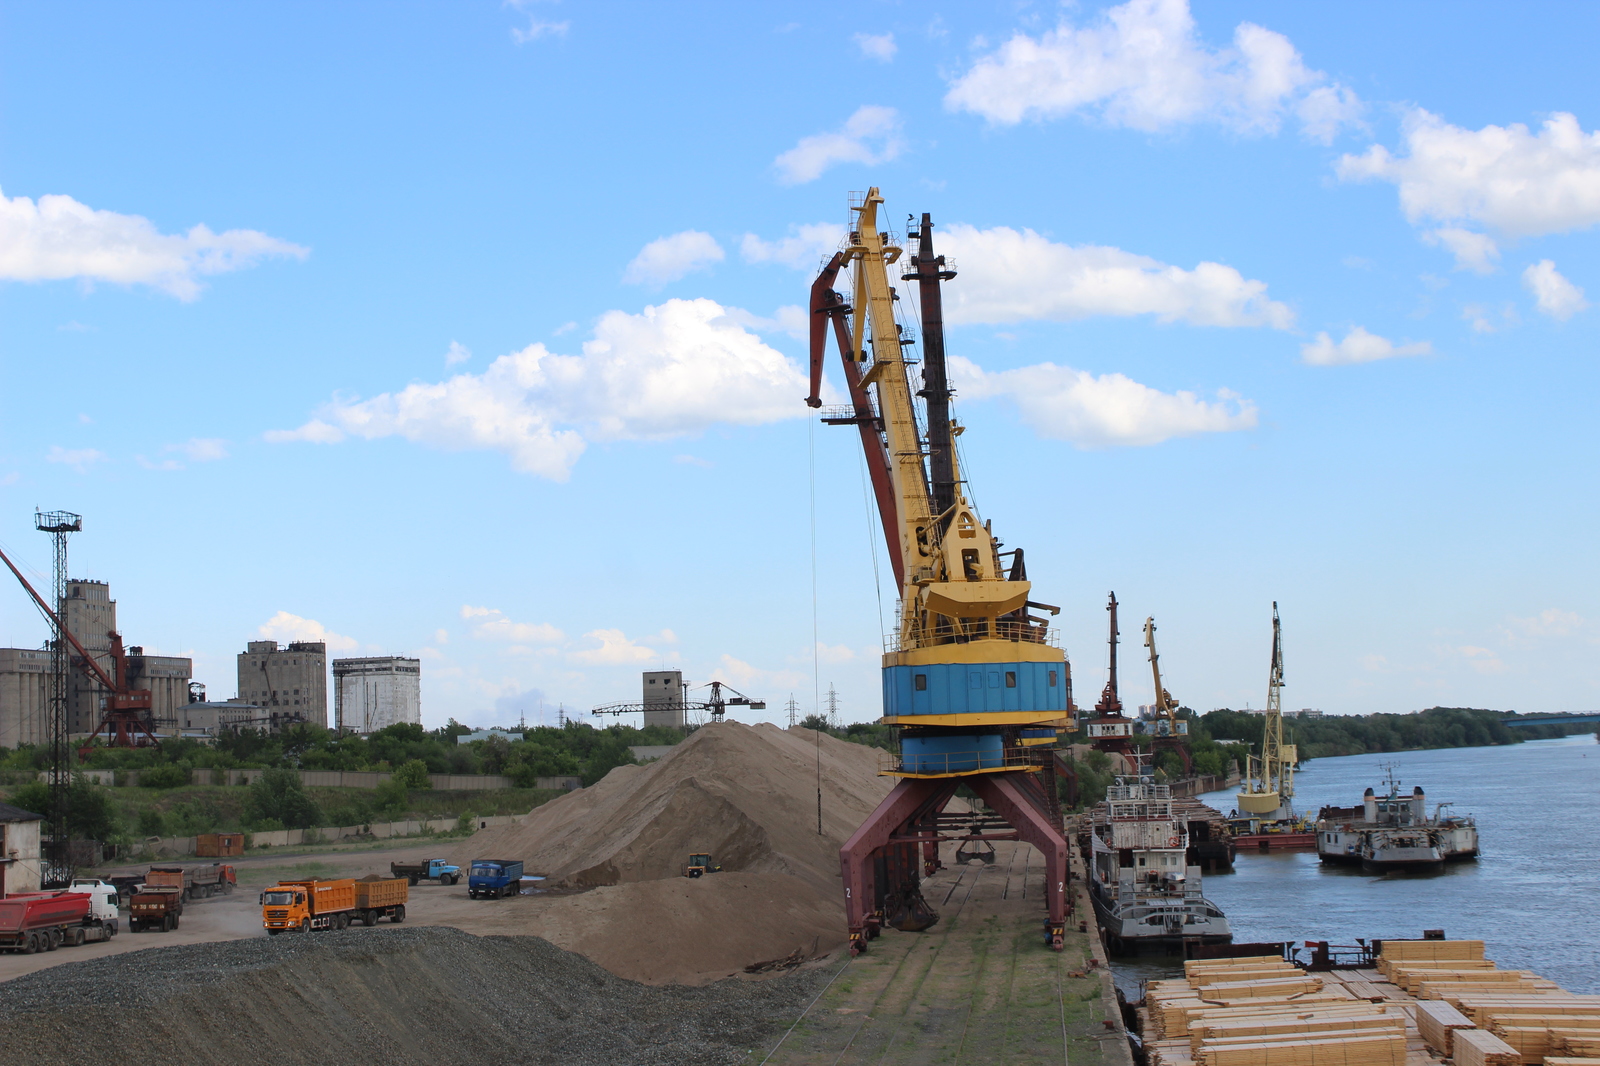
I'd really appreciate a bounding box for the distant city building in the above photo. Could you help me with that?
[237,640,328,728]
[0,648,51,748]
[333,656,420,733]
[1292,708,1323,718]
[179,700,309,736]
[642,670,684,729]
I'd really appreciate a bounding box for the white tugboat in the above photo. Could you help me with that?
[1316,766,1479,872]
[1088,775,1231,953]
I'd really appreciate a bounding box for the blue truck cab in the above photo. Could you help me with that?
[468,859,524,900]
[390,858,461,886]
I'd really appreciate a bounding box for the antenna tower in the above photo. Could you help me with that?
[36,510,81,885]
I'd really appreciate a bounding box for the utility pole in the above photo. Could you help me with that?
[36,510,81,887]
[785,695,800,728]
[825,683,840,730]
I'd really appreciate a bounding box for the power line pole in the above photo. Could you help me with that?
[785,695,800,728]
[36,510,81,887]
[825,682,840,730]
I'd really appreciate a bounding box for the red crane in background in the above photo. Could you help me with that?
[0,543,159,756]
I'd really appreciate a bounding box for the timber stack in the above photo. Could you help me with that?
[1138,939,1600,1066]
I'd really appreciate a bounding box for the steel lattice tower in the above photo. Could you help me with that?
[35,510,81,885]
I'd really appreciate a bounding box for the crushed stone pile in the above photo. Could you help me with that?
[0,926,825,1066]
[447,722,894,983]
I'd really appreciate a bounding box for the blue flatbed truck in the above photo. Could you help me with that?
[468,860,524,899]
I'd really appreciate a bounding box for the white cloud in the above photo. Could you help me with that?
[740,222,845,269]
[445,341,471,366]
[570,628,658,665]
[949,355,1256,447]
[1461,304,1496,334]
[773,106,904,185]
[434,628,450,645]
[0,186,307,300]
[944,0,1361,142]
[622,230,724,285]
[1507,608,1584,639]
[267,298,821,480]
[169,437,229,462]
[1300,327,1432,366]
[257,610,358,652]
[1522,260,1589,320]
[45,446,106,472]
[717,303,809,340]
[715,653,805,693]
[938,223,1293,328]
[1425,228,1500,274]
[1456,645,1507,676]
[854,33,896,62]
[507,0,568,44]
[816,642,856,664]
[1339,110,1600,239]
[263,420,343,445]
[460,605,565,644]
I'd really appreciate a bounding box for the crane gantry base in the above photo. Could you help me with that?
[839,769,1071,955]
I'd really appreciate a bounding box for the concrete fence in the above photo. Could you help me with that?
[135,811,533,860]
[61,768,582,792]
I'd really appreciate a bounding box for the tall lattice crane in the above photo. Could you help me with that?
[1237,602,1295,817]
[809,189,1075,954]
[1143,616,1193,774]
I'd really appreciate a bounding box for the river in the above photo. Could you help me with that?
[1110,733,1600,997]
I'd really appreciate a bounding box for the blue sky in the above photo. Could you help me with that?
[3,1,1598,729]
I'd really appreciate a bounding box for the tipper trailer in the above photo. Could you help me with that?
[262,878,357,934]
[2,886,121,952]
[145,863,237,900]
[129,887,185,932]
[353,876,408,926]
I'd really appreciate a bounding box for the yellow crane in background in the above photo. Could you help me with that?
[1142,617,1193,774]
[1236,602,1297,817]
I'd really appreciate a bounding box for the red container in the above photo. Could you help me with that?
[0,891,91,935]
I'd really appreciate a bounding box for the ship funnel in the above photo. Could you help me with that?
[1413,786,1426,821]
[1363,787,1377,822]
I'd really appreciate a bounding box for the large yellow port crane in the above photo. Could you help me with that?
[1237,602,1296,817]
[809,189,1075,954]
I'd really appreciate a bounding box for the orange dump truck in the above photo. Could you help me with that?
[352,877,408,926]
[260,878,357,935]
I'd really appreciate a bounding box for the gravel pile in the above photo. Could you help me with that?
[1,926,828,1065]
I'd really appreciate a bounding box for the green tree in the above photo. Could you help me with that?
[246,768,323,829]
[139,764,189,789]
[137,808,167,837]
[393,759,432,789]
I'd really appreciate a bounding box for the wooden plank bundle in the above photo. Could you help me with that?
[1191,968,1305,989]
[1186,956,1292,976]
[1412,999,1473,1056]
[1194,1031,1405,1066]
[1377,939,1485,968]
[1452,1028,1519,1066]
[1189,1011,1403,1054]
[1201,977,1326,1001]
[1543,1059,1600,1066]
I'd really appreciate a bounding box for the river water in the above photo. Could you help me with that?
[1109,733,1600,997]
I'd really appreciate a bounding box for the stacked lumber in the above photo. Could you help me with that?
[1490,1026,1600,1064]
[1414,974,1563,1000]
[1544,1059,1600,1066]
[1377,940,1486,976]
[1145,963,1407,1066]
[1452,1028,1519,1066]
[1413,1000,1474,1056]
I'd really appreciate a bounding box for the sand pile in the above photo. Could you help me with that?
[447,722,893,983]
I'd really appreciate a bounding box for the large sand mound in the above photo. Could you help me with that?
[454,722,891,893]
[445,722,894,982]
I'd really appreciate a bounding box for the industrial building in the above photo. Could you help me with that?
[237,640,328,727]
[0,801,44,896]
[333,656,421,733]
[0,579,192,745]
[642,670,685,728]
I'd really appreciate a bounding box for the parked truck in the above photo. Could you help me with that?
[129,886,185,932]
[468,859,524,899]
[352,876,408,926]
[389,858,460,886]
[145,863,237,900]
[0,888,120,953]
[261,878,357,935]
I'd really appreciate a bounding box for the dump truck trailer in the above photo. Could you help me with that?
[146,863,236,900]
[352,877,408,926]
[468,860,524,899]
[261,878,357,935]
[0,889,119,953]
[129,887,185,932]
